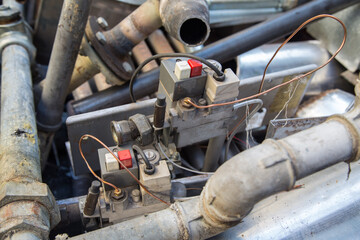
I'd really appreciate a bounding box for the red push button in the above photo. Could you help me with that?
[117,149,133,169]
[188,59,202,77]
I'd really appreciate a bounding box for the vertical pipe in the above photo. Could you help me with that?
[0,45,41,183]
[0,45,52,239]
[37,0,93,131]
[203,134,226,172]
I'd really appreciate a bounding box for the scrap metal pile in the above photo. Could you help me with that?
[0,0,359,239]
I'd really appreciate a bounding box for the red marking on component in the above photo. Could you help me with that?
[117,149,133,169]
[188,59,202,77]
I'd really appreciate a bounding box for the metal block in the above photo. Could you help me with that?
[159,58,207,101]
[98,146,139,191]
[139,161,171,206]
[66,99,155,176]
[205,68,240,103]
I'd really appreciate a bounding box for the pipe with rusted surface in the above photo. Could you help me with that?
[70,84,360,239]
[0,45,60,239]
[67,0,210,92]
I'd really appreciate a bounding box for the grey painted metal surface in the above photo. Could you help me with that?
[0,45,59,239]
[66,99,156,175]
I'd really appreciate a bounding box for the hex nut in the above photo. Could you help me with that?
[111,189,125,201]
[0,181,61,229]
[95,31,107,45]
[96,17,108,30]
[0,201,50,239]
[0,6,20,23]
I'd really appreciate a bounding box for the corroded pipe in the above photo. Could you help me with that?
[0,45,60,239]
[67,0,210,92]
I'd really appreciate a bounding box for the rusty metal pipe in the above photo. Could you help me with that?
[160,0,210,46]
[37,0,93,132]
[67,0,210,93]
[0,45,60,239]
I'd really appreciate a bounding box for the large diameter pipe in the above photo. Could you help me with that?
[37,0,92,131]
[70,110,360,239]
[68,0,358,114]
[0,45,59,239]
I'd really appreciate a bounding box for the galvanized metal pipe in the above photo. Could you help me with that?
[70,90,360,239]
[37,0,93,131]
[0,45,59,239]
[68,0,358,114]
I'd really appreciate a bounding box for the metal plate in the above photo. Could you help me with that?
[66,99,155,176]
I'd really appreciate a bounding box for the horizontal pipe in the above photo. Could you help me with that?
[69,0,358,114]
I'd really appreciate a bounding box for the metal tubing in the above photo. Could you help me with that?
[159,0,210,46]
[0,45,59,239]
[69,0,358,114]
[37,0,93,131]
[0,45,42,183]
[69,108,360,239]
[202,134,226,172]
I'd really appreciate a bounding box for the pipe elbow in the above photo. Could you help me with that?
[200,139,296,227]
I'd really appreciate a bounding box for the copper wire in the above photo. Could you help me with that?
[186,14,347,110]
[79,134,170,206]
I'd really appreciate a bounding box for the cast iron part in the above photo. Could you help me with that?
[68,0,359,114]
[85,16,134,83]
[153,93,166,129]
[83,181,101,216]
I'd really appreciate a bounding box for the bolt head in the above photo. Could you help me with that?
[144,150,156,161]
[96,17,109,30]
[0,6,20,23]
[111,189,125,200]
[122,62,133,73]
[95,31,107,45]
[198,98,207,106]
[181,97,192,108]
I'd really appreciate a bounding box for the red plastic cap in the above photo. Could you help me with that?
[188,59,202,77]
[117,149,133,169]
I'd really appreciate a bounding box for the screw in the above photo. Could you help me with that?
[96,17,108,30]
[198,98,207,106]
[122,62,133,73]
[131,189,141,203]
[96,31,107,45]
[144,150,156,161]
